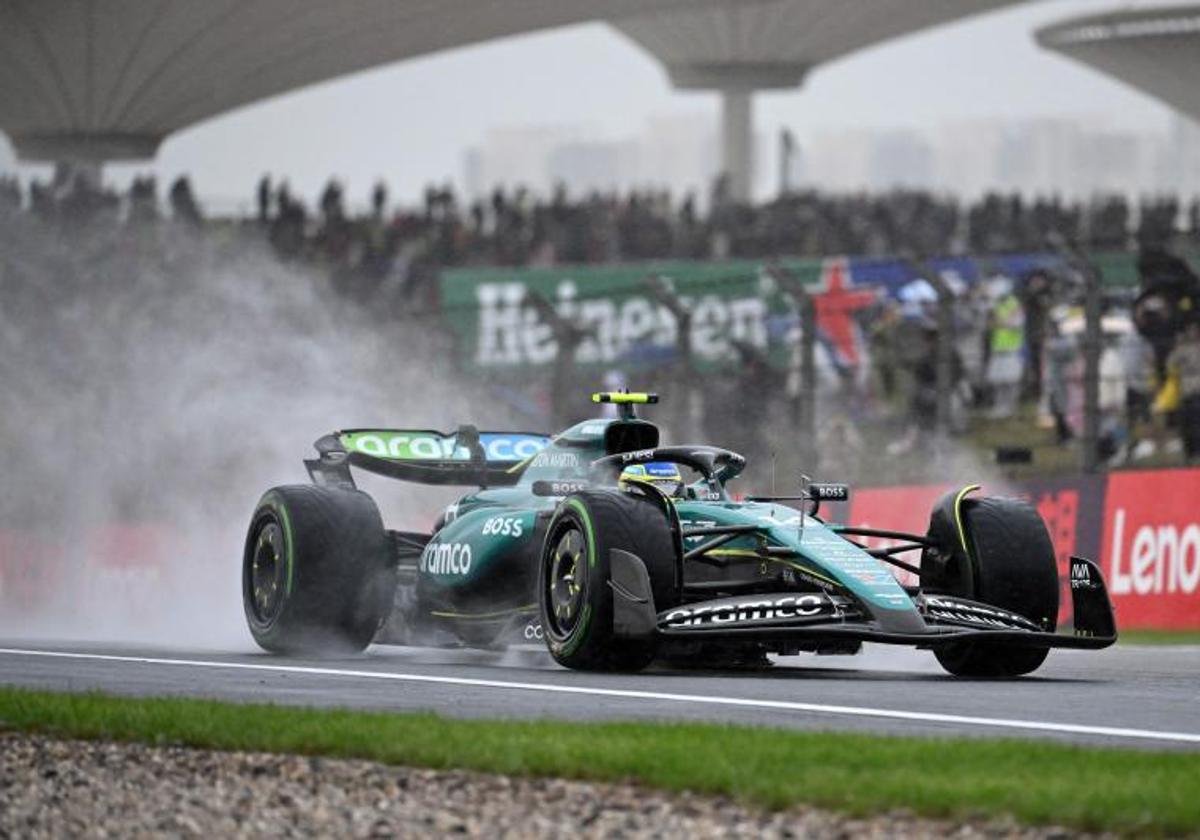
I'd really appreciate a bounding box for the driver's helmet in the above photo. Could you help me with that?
[619,461,684,498]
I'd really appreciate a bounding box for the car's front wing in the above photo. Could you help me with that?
[610,550,1117,650]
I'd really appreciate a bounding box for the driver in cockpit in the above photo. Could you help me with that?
[618,462,685,498]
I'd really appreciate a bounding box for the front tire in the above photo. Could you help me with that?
[538,490,678,672]
[926,493,1059,677]
[243,485,395,655]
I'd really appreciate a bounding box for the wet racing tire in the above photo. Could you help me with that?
[538,490,678,672]
[243,484,395,655]
[930,495,1059,677]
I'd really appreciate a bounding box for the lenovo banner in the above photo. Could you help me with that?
[1101,469,1200,630]
[849,469,1199,631]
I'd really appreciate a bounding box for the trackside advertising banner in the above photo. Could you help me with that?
[441,258,821,373]
[439,251,1144,374]
[2,470,1194,630]
[847,469,1199,630]
[0,525,168,618]
[1102,470,1200,629]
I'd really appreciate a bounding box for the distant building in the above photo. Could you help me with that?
[867,130,935,190]
[1162,115,1200,198]
[463,111,1199,205]
[631,113,723,197]
[933,122,1005,198]
[463,113,736,203]
[793,118,1178,201]
[547,141,638,195]
[800,130,875,193]
[463,125,589,197]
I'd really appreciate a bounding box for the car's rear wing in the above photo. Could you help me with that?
[305,427,550,488]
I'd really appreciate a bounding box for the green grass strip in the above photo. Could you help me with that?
[1,686,1197,836]
[1118,630,1200,646]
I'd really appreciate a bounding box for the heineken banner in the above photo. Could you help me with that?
[440,252,1142,374]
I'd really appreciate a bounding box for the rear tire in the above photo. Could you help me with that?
[538,490,678,672]
[243,485,395,655]
[927,495,1059,677]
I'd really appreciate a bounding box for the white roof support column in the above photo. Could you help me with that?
[721,88,754,202]
[659,63,808,205]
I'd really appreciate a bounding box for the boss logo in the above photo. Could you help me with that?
[531,480,591,497]
[810,483,849,501]
[481,516,524,538]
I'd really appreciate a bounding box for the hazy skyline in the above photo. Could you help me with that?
[1,0,1193,208]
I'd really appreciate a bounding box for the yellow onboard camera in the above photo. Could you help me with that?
[592,391,659,419]
[591,392,659,405]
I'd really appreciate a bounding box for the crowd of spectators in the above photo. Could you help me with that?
[249,177,1200,272]
[2,168,207,230]
[859,248,1200,470]
[4,168,1198,472]
[7,170,1200,270]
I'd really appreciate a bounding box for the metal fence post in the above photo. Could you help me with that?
[928,269,955,436]
[523,291,590,431]
[774,266,818,473]
[1047,235,1104,473]
[644,276,695,442]
[1081,263,1103,473]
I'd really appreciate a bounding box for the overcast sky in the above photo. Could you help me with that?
[1,0,1190,208]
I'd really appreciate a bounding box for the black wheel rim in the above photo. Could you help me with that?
[249,518,285,625]
[547,525,585,636]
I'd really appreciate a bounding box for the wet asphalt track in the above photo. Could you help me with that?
[1,640,1197,750]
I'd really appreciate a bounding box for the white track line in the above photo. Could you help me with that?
[2,647,1198,746]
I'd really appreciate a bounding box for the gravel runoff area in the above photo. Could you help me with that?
[0,733,1106,839]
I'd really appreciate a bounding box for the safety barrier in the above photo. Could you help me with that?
[3,472,1196,630]
[844,468,1200,630]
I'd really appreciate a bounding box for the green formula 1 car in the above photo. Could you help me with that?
[242,392,1117,676]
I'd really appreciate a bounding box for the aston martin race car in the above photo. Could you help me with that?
[242,392,1117,676]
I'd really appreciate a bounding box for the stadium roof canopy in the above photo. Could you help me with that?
[612,0,1031,199]
[1036,4,1200,123]
[0,0,729,163]
[615,0,1029,91]
[1,0,1031,196]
